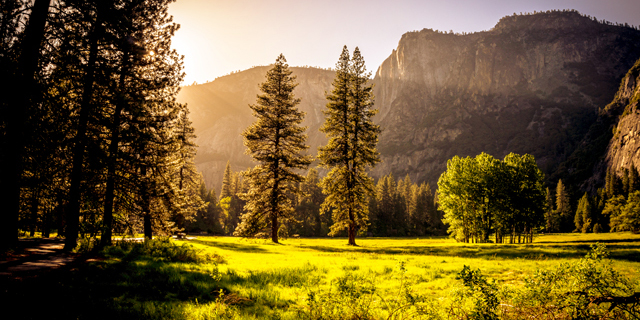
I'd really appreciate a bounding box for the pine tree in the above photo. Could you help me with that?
[294,168,324,236]
[629,164,639,194]
[544,187,557,232]
[234,54,311,243]
[0,0,51,250]
[318,46,380,245]
[555,179,572,232]
[220,161,233,199]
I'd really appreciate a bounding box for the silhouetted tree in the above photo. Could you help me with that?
[234,54,311,243]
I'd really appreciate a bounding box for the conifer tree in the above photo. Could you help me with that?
[234,54,311,243]
[220,161,234,199]
[544,187,557,232]
[555,179,572,232]
[629,164,639,194]
[319,46,380,245]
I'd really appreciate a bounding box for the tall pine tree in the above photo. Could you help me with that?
[234,54,311,243]
[319,46,380,245]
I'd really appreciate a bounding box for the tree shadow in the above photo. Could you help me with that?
[1,253,227,319]
[190,239,273,253]
[303,242,640,262]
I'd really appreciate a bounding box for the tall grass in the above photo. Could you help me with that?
[4,234,640,319]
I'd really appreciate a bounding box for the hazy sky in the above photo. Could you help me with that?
[168,0,640,85]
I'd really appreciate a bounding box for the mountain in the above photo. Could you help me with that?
[371,10,640,187]
[596,60,640,185]
[176,66,335,192]
[178,10,640,192]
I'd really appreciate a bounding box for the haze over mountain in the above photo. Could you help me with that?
[177,11,640,192]
[177,66,335,191]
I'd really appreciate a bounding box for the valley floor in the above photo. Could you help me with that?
[2,233,639,319]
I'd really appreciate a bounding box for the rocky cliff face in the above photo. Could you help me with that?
[372,11,640,186]
[176,66,334,191]
[604,60,640,177]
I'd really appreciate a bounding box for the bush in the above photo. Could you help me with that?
[105,237,225,264]
[504,243,640,319]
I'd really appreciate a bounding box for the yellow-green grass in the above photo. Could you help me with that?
[6,232,640,319]
[171,233,640,318]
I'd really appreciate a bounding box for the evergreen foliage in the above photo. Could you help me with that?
[318,46,380,245]
[0,0,202,249]
[234,54,312,243]
[555,179,572,232]
[575,193,592,233]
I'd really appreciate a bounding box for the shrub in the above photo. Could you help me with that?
[105,237,225,264]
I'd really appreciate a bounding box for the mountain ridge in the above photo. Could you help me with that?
[178,10,640,192]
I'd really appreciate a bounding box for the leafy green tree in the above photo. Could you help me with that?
[234,54,311,243]
[439,153,546,244]
[318,46,380,245]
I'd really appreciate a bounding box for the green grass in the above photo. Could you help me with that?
[4,233,640,319]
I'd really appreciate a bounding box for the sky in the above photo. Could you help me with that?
[168,0,640,85]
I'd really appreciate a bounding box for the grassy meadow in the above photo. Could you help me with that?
[5,233,640,319]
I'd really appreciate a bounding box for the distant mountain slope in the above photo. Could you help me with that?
[371,11,640,186]
[179,11,640,192]
[176,66,335,191]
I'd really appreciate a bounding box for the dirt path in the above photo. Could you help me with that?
[0,238,77,277]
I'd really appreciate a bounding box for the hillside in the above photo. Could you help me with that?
[176,66,335,191]
[178,11,640,191]
[371,11,640,186]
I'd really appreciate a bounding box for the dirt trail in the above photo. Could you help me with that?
[0,238,77,277]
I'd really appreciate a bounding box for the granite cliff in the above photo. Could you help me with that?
[371,11,640,186]
[178,11,640,191]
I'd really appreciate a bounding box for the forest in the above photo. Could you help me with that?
[2,0,640,251]
[2,2,640,319]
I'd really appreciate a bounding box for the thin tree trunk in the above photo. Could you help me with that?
[271,213,278,243]
[29,188,39,237]
[101,49,130,247]
[65,3,102,250]
[141,166,152,240]
[0,0,50,251]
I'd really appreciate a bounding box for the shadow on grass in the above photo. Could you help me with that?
[190,239,273,253]
[1,254,226,319]
[536,237,640,244]
[304,242,640,262]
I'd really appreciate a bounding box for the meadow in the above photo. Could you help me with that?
[4,233,640,319]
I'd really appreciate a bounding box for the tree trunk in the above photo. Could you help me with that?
[0,0,50,251]
[101,49,129,247]
[65,3,102,250]
[271,213,278,243]
[348,222,356,246]
[141,166,152,240]
[29,188,39,237]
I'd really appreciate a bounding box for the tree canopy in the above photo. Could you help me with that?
[438,153,546,243]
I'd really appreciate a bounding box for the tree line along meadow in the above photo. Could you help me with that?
[3,1,639,252]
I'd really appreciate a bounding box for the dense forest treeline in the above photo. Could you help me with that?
[4,3,640,250]
[186,162,446,238]
[1,0,202,250]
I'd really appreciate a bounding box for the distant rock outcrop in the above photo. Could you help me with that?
[603,60,640,178]
[179,11,640,192]
[371,11,640,186]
